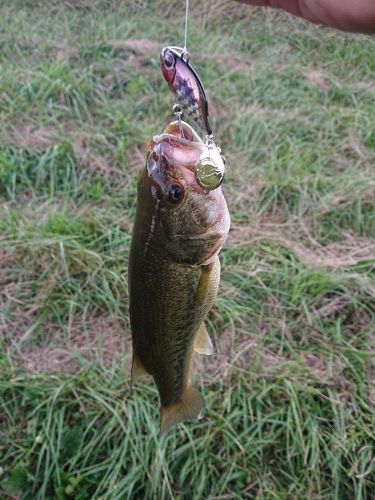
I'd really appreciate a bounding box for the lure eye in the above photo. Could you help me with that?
[164,51,175,70]
[166,183,184,204]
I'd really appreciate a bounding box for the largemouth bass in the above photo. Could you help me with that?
[129,121,230,435]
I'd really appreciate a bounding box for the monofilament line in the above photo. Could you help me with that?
[183,0,189,53]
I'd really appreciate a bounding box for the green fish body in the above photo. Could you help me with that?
[129,121,230,435]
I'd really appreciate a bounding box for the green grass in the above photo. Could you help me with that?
[1,0,374,498]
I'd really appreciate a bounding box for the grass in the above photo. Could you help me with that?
[0,0,374,498]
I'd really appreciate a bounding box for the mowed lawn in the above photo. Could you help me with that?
[1,1,374,498]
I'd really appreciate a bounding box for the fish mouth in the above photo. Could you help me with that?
[151,121,225,191]
[167,231,227,266]
[150,121,206,174]
[171,231,226,242]
[153,121,203,147]
[170,231,228,266]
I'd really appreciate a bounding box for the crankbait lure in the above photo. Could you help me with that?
[160,46,225,190]
[160,46,212,138]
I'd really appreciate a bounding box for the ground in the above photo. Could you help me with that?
[0,0,374,498]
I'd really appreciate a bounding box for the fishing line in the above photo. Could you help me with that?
[183,0,189,54]
[174,0,189,138]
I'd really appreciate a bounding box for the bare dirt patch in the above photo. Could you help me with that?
[301,353,351,389]
[347,135,375,162]
[4,125,132,180]
[304,69,331,90]
[6,125,59,150]
[55,40,79,62]
[351,81,375,94]
[312,296,352,318]
[281,234,375,270]
[228,221,375,271]
[210,100,307,122]
[7,316,130,374]
[103,39,159,70]
[0,248,14,271]
[72,133,129,179]
[193,328,353,394]
[106,39,160,57]
[126,145,145,173]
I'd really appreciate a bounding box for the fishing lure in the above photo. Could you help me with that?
[160,46,212,138]
[160,46,225,191]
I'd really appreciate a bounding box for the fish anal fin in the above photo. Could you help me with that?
[160,386,205,437]
[131,352,149,384]
[194,323,214,355]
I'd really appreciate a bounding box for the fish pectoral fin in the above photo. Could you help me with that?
[160,386,205,437]
[131,352,150,384]
[194,323,214,356]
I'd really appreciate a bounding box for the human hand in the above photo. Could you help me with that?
[236,0,375,34]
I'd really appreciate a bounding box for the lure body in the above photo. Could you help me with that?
[160,47,212,137]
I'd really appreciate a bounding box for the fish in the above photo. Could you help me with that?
[128,120,230,436]
[160,47,213,138]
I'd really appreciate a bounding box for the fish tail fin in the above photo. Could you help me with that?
[159,385,205,437]
[131,352,149,384]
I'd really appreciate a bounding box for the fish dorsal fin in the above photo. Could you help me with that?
[160,385,205,437]
[194,323,214,356]
[131,352,149,384]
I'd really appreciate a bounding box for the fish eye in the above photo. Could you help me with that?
[164,51,175,69]
[166,183,184,204]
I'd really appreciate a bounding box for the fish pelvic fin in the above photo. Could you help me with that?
[194,323,214,356]
[159,386,205,437]
[131,352,149,384]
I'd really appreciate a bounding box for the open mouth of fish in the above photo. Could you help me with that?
[152,121,206,173]
[153,118,202,144]
[151,121,225,190]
